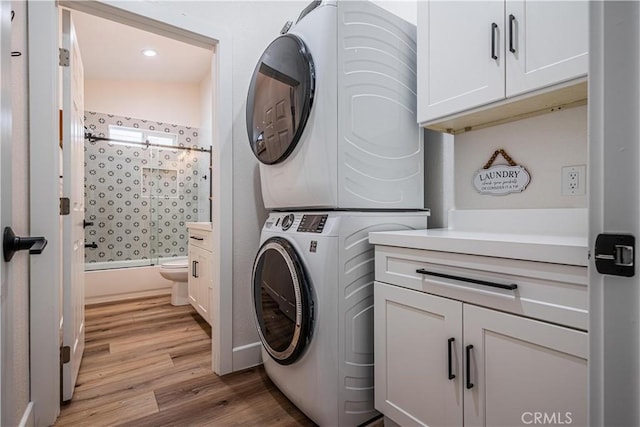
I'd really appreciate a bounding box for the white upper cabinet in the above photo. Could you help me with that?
[417,0,588,129]
[418,1,504,121]
[505,0,589,97]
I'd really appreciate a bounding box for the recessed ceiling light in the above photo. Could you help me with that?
[142,49,157,57]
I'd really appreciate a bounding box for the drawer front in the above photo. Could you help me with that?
[375,246,588,330]
[188,229,212,251]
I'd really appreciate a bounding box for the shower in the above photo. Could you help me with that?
[83,110,212,271]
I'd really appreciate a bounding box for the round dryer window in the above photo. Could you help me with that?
[246,34,315,165]
[252,237,314,365]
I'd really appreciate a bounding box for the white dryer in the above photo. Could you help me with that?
[252,210,428,426]
[246,1,423,210]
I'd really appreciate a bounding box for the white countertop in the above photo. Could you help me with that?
[186,222,212,231]
[369,228,589,266]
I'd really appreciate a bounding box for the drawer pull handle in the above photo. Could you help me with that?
[466,345,474,389]
[192,260,199,278]
[448,337,456,380]
[491,22,498,60]
[190,236,204,241]
[415,269,518,291]
[509,14,517,53]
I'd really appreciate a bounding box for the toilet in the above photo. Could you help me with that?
[159,259,189,306]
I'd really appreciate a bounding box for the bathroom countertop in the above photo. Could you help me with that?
[186,222,212,231]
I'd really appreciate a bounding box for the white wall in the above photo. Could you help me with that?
[85,79,202,127]
[454,105,588,210]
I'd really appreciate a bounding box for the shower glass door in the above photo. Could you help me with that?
[84,119,211,271]
[84,132,157,270]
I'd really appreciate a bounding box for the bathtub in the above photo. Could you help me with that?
[85,257,187,304]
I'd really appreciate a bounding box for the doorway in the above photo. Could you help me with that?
[28,2,233,424]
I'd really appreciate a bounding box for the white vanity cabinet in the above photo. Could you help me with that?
[417,0,588,131]
[372,239,588,427]
[187,226,212,324]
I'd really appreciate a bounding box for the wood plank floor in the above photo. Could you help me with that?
[55,295,315,427]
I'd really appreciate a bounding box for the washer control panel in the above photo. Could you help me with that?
[297,214,328,233]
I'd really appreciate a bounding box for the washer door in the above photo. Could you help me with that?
[246,34,315,165]
[252,237,314,365]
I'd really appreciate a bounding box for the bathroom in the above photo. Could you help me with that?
[74,11,215,304]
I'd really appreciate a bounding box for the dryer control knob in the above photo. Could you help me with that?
[281,214,295,231]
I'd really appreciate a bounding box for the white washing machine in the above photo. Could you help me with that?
[251,210,428,426]
[246,1,423,210]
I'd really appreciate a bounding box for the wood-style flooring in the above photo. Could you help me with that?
[55,295,315,427]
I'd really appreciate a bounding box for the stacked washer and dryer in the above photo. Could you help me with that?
[247,1,428,425]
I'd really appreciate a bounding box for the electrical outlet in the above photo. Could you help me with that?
[562,165,586,196]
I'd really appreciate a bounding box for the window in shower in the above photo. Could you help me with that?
[108,125,177,146]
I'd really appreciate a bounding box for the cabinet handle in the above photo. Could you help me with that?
[448,337,456,380]
[190,236,204,241]
[509,14,516,53]
[491,22,498,60]
[466,344,474,389]
[194,261,199,278]
[415,269,518,291]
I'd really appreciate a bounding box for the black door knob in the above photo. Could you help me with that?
[3,227,48,262]
[85,242,98,249]
[83,220,94,228]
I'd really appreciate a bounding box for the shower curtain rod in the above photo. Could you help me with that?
[84,132,212,153]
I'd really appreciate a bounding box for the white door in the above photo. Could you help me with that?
[417,1,504,124]
[505,0,588,97]
[463,304,588,427]
[61,9,85,402]
[374,282,463,426]
[0,1,9,421]
[588,2,640,425]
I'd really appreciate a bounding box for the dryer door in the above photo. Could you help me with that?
[252,237,314,365]
[246,34,315,165]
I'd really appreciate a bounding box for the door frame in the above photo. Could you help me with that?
[588,2,640,425]
[28,2,233,424]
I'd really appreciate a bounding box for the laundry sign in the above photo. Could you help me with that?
[473,149,531,196]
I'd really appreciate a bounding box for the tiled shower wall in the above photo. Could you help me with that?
[84,111,210,264]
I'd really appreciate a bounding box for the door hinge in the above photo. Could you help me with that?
[61,345,71,364]
[59,48,69,67]
[60,197,70,215]
[595,233,635,277]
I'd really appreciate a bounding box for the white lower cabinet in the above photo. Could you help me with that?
[463,304,587,427]
[374,282,587,427]
[188,242,212,324]
[375,282,463,426]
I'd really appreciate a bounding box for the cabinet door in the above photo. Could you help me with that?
[505,0,588,97]
[195,250,211,322]
[417,1,504,123]
[188,245,198,308]
[188,245,210,323]
[374,282,463,426]
[463,304,587,427]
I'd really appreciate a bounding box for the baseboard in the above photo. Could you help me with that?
[85,289,170,305]
[18,402,34,427]
[232,341,262,372]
